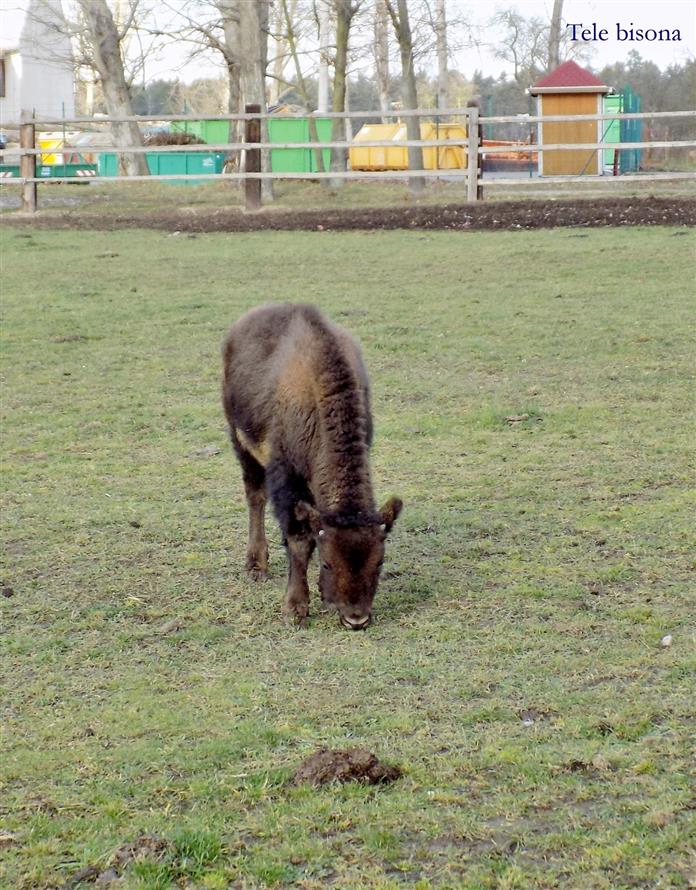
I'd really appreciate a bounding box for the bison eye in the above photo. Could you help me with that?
[322,562,332,572]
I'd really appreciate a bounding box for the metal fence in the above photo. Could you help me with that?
[3,105,696,212]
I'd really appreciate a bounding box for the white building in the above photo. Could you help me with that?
[0,0,75,126]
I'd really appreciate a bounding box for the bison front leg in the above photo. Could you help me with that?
[283,534,314,628]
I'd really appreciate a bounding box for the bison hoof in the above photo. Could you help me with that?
[245,556,268,580]
[247,566,268,582]
[284,611,309,629]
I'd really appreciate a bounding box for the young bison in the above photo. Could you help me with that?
[222,303,402,629]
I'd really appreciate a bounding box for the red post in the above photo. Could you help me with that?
[244,104,261,211]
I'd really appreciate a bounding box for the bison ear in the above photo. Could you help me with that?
[295,500,322,533]
[378,497,403,534]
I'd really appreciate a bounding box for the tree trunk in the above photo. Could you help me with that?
[317,0,331,113]
[221,4,241,162]
[374,0,390,121]
[388,0,424,193]
[344,78,353,141]
[330,0,351,185]
[268,0,289,106]
[79,0,148,176]
[548,0,563,70]
[239,0,272,200]
[280,0,325,174]
[226,60,241,163]
[434,0,448,114]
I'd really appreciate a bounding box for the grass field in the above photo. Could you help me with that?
[1,224,695,889]
[2,174,696,218]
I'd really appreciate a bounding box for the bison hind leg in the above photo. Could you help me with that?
[234,439,269,580]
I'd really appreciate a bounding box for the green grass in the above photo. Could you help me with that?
[2,172,695,218]
[1,225,695,889]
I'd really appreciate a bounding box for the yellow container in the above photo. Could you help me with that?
[421,123,467,170]
[349,124,406,170]
[38,132,80,165]
[38,136,63,165]
[349,122,467,171]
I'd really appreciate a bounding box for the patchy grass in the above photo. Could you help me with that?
[1,225,695,889]
[2,172,695,218]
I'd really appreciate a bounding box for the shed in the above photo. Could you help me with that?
[529,61,610,176]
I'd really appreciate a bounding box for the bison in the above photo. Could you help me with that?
[222,303,402,629]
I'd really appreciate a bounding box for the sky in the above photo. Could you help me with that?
[465,0,695,77]
[1,0,694,83]
[147,0,696,84]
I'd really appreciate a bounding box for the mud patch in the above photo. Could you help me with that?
[64,835,170,887]
[291,747,402,786]
[111,833,170,868]
[4,197,695,233]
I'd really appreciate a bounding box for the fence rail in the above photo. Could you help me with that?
[16,138,696,157]
[4,108,696,128]
[4,106,695,212]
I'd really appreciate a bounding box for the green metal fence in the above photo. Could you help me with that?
[619,87,643,173]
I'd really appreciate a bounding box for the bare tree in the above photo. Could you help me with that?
[547,0,563,71]
[317,0,331,112]
[238,0,268,109]
[434,0,448,112]
[280,0,326,173]
[237,0,273,199]
[177,77,228,115]
[27,0,149,173]
[493,6,589,87]
[384,0,424,193]
[374,0,391,120]
[492,9,545,86]
[327,0,364,183]
[160,2,242,149]
[76,0,149,175]
[163,0,272,191]
[218,0,241,133]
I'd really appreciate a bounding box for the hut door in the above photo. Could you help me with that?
[542,93,599,175]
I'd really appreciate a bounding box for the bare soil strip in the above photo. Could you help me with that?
[3,196,695,232]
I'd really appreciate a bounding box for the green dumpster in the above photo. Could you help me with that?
[171,120,230,144]
[98,151,225,183]
[0,163,97,178]
[268,118,332,173]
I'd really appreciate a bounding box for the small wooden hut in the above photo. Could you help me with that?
[529,60,610,176]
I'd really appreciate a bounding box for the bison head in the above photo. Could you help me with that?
[296,498,403,630]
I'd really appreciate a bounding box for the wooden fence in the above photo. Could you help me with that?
[4,105,696,212]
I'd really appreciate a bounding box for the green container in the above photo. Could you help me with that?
[268,118,332,173]
[0,163,97,178]
[171,120,230,144]
[98,151,225,184]
[603,95,622,166]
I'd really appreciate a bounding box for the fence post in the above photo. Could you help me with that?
[20,111,37,213]
[477,109,484,200]
[244,104,261,211]
[466,101,480,202]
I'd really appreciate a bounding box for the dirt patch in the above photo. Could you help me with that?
[111,834,170,868]
[291,747,402,786]
[3,197,694,233]
[64,835,170,887]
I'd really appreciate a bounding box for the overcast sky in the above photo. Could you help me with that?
[1,0,694,82]
[467,0,695,77]
[150,0,696,83]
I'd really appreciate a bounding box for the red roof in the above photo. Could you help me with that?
[531,60,609,92]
